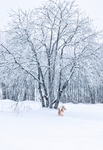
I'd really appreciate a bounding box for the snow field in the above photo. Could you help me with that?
[0,100,103,150]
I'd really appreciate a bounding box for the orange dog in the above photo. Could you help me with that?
[58,106,66,116]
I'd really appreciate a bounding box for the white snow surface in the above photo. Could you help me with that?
[0,99,103,150]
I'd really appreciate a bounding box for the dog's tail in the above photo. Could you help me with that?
[58,108,61,116]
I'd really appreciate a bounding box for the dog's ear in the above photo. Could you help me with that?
[63,106,66,110]
[64,107,66,110]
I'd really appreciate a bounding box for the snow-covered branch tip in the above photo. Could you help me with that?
[0,44,43,84]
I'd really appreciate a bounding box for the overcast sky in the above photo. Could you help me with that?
[0,0,103,30]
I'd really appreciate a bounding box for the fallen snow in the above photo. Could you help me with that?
[0,100,103,150]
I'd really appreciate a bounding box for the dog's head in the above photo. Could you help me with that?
[61,106,66,111]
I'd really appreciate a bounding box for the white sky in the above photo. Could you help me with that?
[0,0,103,30]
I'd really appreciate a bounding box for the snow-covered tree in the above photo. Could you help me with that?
[0,0,103,108]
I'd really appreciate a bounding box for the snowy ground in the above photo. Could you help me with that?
[0,99,103,150]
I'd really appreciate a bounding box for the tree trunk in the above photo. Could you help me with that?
[38,68,45,107]
[1,82,7,99]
